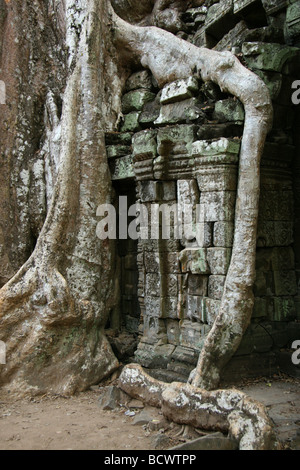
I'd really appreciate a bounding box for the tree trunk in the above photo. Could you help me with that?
[0,0,125,396]
[0,0,272,396]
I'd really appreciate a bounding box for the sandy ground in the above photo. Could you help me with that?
[0,373,299,451]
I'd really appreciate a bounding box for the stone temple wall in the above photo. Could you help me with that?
[105,0,300,381]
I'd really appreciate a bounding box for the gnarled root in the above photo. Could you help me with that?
[119,364,278,450]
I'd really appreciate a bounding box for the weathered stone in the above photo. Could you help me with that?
[188,274,208,296]
[213,98,245,124]
[171,345,199,365]
[106,144,131,159]
[120,111,141,132]
[105,131,133,146]
[166,319,180,345]
[234,0,259,14]
[110,155,134,180]
[213,221,234,247]
[170,432,238,450]
[160,76,199,105]
[180,320,209,350]
[273,297,297,321]
[261,0,287,15]
[285,1,300,45]
[122,89,156,114]
[205,0,236,40]
[186,294,207,322]
[191,138,241,157]
[273,270,298,296]
[98,386,128,410]
[125,70,153,92]
[242,42,299,72]
[207,248,231,275]
[135,342,175,369]
[139,96,161,126]
[132,129,157,161]
[196,166,238,192]
[157,124,198,156]
[138,180,161,202]
[179,248,210,274]
[200,191,236,222]
[154,98,205,126]
[141,315,167,342]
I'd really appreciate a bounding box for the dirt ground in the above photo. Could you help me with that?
[0,372,299,451]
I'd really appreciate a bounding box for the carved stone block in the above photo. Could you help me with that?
[160,76,199,105]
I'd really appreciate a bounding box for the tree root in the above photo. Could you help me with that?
[119,364,278,450]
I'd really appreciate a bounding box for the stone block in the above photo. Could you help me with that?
[138,180,161,202]
[154,98,205,126]
[179,320,210,350]
[122,89,156,114]
[191,138,241,157]
[161,181,177,201]
[252,297,273,319]
[120,112,141,132]
[139,96,161,126]
[106,144,131,159]
[213,98,245,123]
[205,0,236,40]
[160,76,199,105]
[188,274,208,296]
[234,0,259,14]
[171,345,199,366]
[110,155,134,180]
[273,270,298,296]
[261,0,287,15]
[270,297,296,321]
[185,295,206,322]
[125,70,153,92]
[258,189,294,222]
[270,247,295,271]
[207,248,231,275]
[135,342,175,368]
[142,315,167,343]
[157,124,197,156]
[179,248,210,274]
[132,129,157,161]
[285,1,300,45]
[208,274,226,300]
[257,221,294,247]
[196,166,238,192]
[166,319,180,345]
[213,221,234,247]
[161,296,180,319]
[133,158,154,181]
[242,42,299,72]
[105,131,133,146]
[200,191,236,222]
[170,432,238,451]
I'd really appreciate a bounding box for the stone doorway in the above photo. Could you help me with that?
[105,179,141,363]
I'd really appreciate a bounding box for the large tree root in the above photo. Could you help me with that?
[119,364,278,450]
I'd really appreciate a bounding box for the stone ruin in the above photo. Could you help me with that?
[104,0,300,383]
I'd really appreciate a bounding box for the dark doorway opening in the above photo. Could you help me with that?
[105,179,141,363]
